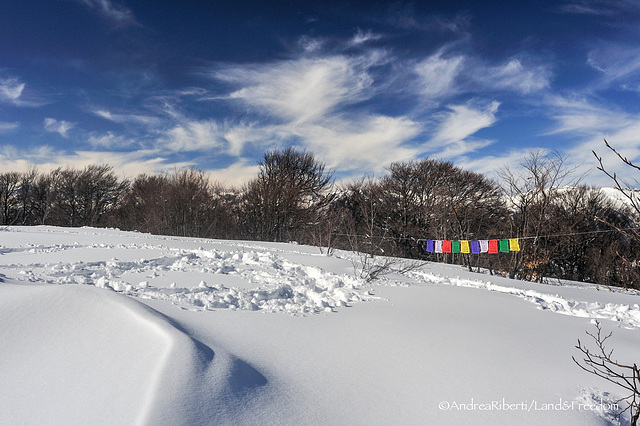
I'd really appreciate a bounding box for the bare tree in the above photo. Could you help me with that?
[593,140,640,289]
[0,172,21,225]
[594,139,640,218]
[77,165,129,226]
[164,168,216,238]
[498,150,582,280]
[573,321,640,426]
[29,170,57,225]
[117,173,169,234]
[241,147,333,242]
[48,165,128,227]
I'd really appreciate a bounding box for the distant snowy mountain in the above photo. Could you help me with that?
[599,186,639,211]
[1,226,639,425]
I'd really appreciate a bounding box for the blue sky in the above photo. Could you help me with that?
[2,0,640,187]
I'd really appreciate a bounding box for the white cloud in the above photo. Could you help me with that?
[587,46,640,91]
[564,122,640,187]
[93,109,159,126]
[292,115,421,173]
[538,94,640,187]
[214,55,380,124]
[298,36,324,53]
[0,122,19,133]
[414,51,464,99]
[544,95,630,135]
[424,101,500,157]
[209,53,427,174]
[348,29,382,47]
[75,0,138,26]
[560,0,640,16]
[220,122,282,157]
[43,118,75,138]
[87,131,137,149]
[413,53,550,101]
[162,120,224,152]
[0,78,25,104]
[474,59,551,94]
[208,159,261,187]
[456,148,542,179]
[0,145,191,178]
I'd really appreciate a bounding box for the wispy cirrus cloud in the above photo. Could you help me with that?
[207,52,423,175]
[213,54,384,124]
[348,29,382,47]
[414,51,464,100]
[75,0,139,27]
[0,77,26,105]
[423,100,500,158]
[385,3,470,34]
[44,118,75,138]
[587,46,640,91]
[544,95,630,135]
[87,131,138,149]
[208,159,261,187]
[529,94,640,186]
[560,0,640,16]
[92,109,160,126]
[0,144,190,178]
[162,120,224,152]
[293,115,421,173]
[474,59,551,94]
[413,51,551,105]
[0,122,19,133]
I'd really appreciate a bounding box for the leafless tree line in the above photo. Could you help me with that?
[1,144,638,288]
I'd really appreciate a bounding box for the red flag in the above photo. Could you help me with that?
[488,239,499,254]
[442,240,452,253]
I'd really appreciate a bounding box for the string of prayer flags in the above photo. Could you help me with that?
[425,237,522,254]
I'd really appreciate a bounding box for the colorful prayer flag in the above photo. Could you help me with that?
[479,240,489,253]
[460,240,470,253]
[442,240,452,253]
[509,238,520,251]
[488,239,498,254]
[426,239,434,253]
[435,240,443,253]
[451,240,461,253]
[470,240,480,254]
[499,239,509,253]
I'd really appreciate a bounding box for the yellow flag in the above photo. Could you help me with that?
[509,238,520,251]
[460,240,470,253]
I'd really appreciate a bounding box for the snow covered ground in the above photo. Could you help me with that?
[1,226,639,425]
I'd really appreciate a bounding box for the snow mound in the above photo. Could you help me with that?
[0,283,267,425]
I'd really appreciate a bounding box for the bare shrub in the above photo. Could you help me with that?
[573,321,640,425]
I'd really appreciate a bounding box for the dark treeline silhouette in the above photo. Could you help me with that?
[1,147,638,289]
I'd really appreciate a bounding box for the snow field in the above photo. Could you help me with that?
[1,226,640,425]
